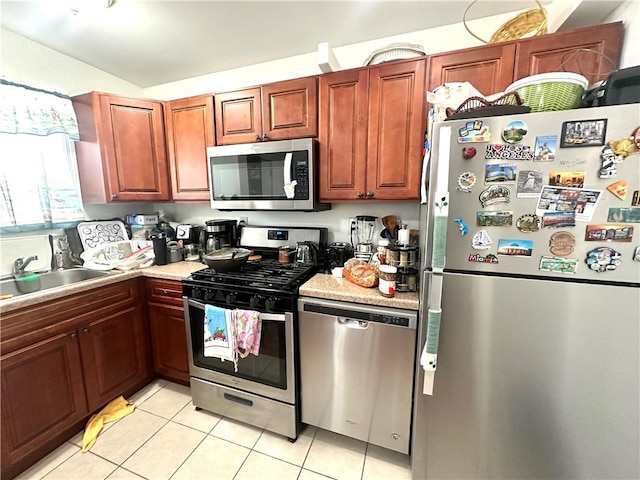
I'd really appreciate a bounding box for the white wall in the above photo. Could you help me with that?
[605,0,640,67]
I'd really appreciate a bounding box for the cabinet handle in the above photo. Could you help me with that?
[161,289,169,295]
[70,332,77,339]
[111,194,118,200]
[255,135,261,141]
[366,191,374,198]
[262,133,269,141]
[82,328,89,334]
[357,191,364,198]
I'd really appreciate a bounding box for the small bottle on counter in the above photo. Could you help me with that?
[370,239,389,267]
[378,264,397,298]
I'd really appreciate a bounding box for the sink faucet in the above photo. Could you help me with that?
[13,255,38,275]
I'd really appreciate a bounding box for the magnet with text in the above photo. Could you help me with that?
[533,135,557,161]
[585,247,622,273]
[599,146,617,178]
[485,163,517,184]
[585,224,633,242]
[549,171,585,189]
[497,239,533,257]
[542,212,576,229]
[457,172,477,192]
[539,256,578,274]
[471,229,493,250]
[476,211,513,227]
[608,207,640,223]
[485,144,534,161]
[516,214,542,233]
[479,185,510,207]
[502,120,528,144]
[516,169,543,198]
[607,180,628,201]
[549,231,576,257]
[633,191,640,206]
[462,147,477,159]
[468,253,498,264]
[454,216,468,236]
[458,121,491,143]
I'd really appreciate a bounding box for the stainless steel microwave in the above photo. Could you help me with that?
[207,138,330,211]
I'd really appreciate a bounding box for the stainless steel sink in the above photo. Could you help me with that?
[0,268,114,298]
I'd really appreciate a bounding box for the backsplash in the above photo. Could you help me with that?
[0,234,53,277]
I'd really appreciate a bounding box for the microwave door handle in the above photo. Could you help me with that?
[283,152,293,186]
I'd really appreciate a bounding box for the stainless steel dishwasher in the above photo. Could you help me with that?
[298,296,417,454]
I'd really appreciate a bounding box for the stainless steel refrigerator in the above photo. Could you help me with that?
[413,104,640,479]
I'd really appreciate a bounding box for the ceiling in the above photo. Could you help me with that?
[0,1,624,88]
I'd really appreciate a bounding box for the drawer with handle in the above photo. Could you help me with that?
[146,279,183,306]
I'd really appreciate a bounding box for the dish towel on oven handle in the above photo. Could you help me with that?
[204,305,237,369]
[234,309,262,358]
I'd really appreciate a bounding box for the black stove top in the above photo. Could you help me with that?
[189,259,315,291]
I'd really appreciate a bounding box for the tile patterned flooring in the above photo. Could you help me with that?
[16,380,412,480]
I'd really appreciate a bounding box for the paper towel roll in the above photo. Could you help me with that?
[398,226,410,245]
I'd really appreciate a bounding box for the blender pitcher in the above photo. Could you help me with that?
[354,215,377,261]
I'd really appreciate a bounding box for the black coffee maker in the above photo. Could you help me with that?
[326,242,354,269]
[200,219,237,254]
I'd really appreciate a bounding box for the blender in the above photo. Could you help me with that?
[352,215,377,261]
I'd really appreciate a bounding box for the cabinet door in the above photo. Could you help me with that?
[148,304,190,385]
[166,95,214,201]
[262,77,318,141]
[79,306,149,411]
[214,87,262,145]
[514,22,623,85]
[367,59,427,201]
[318,69,369,201]
[99,95,170,201]
[428,43,517,96]
[1,333,88,469]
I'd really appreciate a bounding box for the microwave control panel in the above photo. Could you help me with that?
[294,159,309,199]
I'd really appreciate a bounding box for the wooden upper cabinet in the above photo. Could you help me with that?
[319,58,426,202]
[214,77,317,145]
[367,58,426,201]
[214,87,262,145]
[262,77,318,140]
[319,69,369,201]
[72,92,170,202]
[165,94,214,201]
[428,43,517,96]
[514,22,624,85]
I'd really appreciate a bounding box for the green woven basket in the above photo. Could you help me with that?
[506,73,588,112]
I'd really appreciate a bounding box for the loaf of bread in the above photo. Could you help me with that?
[343,258,379,288]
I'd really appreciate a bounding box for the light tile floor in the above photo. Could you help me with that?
[16,380,412,480]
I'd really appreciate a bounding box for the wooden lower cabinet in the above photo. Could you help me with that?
[146,279,189,385]
[0,279,152,479]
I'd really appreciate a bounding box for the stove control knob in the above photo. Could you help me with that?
[192,288,202,300]
[265,297,277,312]
[249,295,261,309]
[225,292,236,304]
[204,290,215,302]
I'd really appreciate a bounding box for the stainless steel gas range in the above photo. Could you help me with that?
[182,225,327,441]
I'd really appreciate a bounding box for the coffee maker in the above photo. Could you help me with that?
[200,219,237,254]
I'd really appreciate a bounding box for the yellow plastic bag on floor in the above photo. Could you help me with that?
[81,396,135,452]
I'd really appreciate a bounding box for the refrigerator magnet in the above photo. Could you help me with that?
[485,163,517,184]
[633,246,640,262]
[549,171,585,189]
[632,190,640,206]
[533,136,557,161]
[585,247,622,273]
[502,120,528,144]
[606,180,628,201]
[585,224,634,242]
[468,253,499,264]
[479,185,510,207]
[454,217,468,236]
[471,229,493,250]
[497,239,533,257]
[560,119,607,147]
[476,211,513,227]
[542,212,576,229]
[608,132,639,160]
[608,207,640,223]
[599,146,617,178]
[485,144,534,161]
[462,146,477,159]
[457,121,491,143]
[516,214,542,233]
[549,231,576,256]
[516,170,544,197]
[539,256,578,274]
[457,172,477,192]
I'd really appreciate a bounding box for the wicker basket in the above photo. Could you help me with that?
[505,73,588,112]
[464,0,547,44]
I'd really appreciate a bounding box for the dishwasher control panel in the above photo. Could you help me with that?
[301,301,415,328]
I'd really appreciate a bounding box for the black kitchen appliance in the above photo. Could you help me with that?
[176,224,202,246]
[182,224,327,441]
[580,65,640,107]
[200,219,237,254]
[326,242,354,269]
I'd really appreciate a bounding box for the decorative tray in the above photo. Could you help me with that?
[445,91,530,120]
[77,221,129,250]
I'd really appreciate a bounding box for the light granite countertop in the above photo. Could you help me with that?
[0,261,206,314]
[299,273,420,311]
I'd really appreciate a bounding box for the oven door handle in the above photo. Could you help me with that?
[186,299,287,322]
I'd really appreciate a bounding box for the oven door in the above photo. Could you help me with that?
[184,298,296,404]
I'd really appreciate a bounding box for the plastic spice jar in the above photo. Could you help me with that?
[378,264,398,298]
